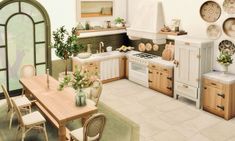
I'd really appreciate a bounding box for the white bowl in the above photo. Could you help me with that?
[77,52,92,59]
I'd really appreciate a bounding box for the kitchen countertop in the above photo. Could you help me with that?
[203,71,235,84]
[73,50,174,68]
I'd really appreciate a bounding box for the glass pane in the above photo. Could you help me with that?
[21,2,44,22]
[36,43,45,63]
[0,71,6,93]
[0,2,19,24]
[7,15,34,91]
[35,23,45,42]
[0,48,6,69]
[0,26,5,46]
[36,64,46,75]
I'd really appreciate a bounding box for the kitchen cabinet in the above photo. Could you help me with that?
[119,57,127,79]
[174,37,213,108]
[148,63,173,97]
[126,58,129,79]
[203,72,235,120]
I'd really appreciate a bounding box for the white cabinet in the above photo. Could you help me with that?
[174,37,213,108]
[100,58,120,81]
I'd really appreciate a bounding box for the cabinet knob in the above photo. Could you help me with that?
[217,105,224,111]
[148,80,153,83]
[173,60,179,68]
[204,87,207,90]
[167,77,172,80]
[211,83,217,86]
[149,71,153,74]
[160,73,163,75]
[217,93,225,98]
[167,87,172,90]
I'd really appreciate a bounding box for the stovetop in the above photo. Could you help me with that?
[133,53,158,59]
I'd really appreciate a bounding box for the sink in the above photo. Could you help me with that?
[93,52,112,57]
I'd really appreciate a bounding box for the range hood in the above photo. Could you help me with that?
[127,0,166,44]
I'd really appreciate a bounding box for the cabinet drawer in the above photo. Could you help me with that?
[148,64,159,70]
[204,79,223,90]
[175,82,198,99]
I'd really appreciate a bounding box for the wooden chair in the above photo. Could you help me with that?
[70,113,106,141]
[86,79,103,106]
[1,84,31,129]
[20,65,36,96]
[12,99,48,141]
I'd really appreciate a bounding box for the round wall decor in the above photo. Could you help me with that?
[145,43,152,51]
[223,17,235,38]
[138,43,146,52]
[206,24,221,39]
[153,44,159,51]
[200,1,221,23]
[223,0,235,14]
[219,40,235,55]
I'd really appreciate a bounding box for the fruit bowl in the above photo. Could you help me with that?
[77,52,92,59]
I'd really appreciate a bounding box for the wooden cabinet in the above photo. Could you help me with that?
[202,76,235,120]
[73,60,100,77]
[119,57,127,79]
[174,37,213,108]
[148,63,173,97]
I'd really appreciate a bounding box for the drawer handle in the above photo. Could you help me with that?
[149,71,153,74]
[217,105,224,111]
[152,65,156,68]
[163,69,167,71]
[167,87,172,90]
[182,85,188,88]
[211,83,217,86]
[185,42,190,46]
[160,73,163,75]
[167,77,172,80]
[148,80,153,83]
[204,87,207,90]
[217,93,225,98]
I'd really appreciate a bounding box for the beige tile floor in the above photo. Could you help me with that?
[100,79,235,141]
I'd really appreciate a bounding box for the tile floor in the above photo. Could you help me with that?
[100,79,235,141]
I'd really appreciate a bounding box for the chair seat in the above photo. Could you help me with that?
[22,111,46,126]
[12,96,31,108]
[70,128,99,141]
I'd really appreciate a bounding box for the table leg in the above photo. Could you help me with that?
[58,124,66,141]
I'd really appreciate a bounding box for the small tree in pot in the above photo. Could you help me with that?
[51,26,79,75]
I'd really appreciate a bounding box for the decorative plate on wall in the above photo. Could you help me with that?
[207,24,221,39]
[200,1,221,23]
[145,43,152,51]
[223,18,235,38]
[223,0,235,14]
[138,43,146,52]
[219,40,235,55]
[153,44,159,51]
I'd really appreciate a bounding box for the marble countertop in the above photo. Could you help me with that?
[203,71,235,84]
[73,50,174,68]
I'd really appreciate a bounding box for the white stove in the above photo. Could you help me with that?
[128,52,159,87]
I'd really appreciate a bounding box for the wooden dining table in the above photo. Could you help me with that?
[19,74,98,141]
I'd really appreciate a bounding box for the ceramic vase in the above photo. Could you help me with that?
[221,64,229,74]
[75,89,87,107]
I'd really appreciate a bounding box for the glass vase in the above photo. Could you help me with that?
[75,89,87,107]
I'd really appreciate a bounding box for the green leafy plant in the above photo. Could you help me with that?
[217,51,233,66]
[72,44,85,56]
[51,26,79,75]
[114,17,125,24]
[58,66,94,91]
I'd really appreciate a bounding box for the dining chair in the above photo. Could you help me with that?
[12,99,48,141]
[86,79,103,106]
[20,65,36,96]
[1,84,31,129]
[70,113,106,141]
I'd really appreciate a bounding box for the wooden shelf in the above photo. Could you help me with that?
[77,27,126,33]
[159,31,187,36]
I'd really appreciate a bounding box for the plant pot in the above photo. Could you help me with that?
[75,89,87,107]
[221,64,229,74]
[116,23,123,28]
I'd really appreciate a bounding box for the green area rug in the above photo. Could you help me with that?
[0,101,139,141]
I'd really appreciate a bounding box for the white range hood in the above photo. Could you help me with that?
[127,0,166,44]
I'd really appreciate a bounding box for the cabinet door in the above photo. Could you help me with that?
[160,73,173,96]
[175,45,200,87]
[119,57,126,78]
[203,86,217,109]
[149,69,159,90]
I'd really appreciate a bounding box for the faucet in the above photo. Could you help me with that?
[99,42,104,53]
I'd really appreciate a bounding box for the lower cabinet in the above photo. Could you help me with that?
[203,77,235,120]
[73,60,100,77]
[148,63,173,97]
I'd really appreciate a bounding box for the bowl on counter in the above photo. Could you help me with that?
[77,52,92,59]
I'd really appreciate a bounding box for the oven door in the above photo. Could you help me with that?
[128,61,149,87]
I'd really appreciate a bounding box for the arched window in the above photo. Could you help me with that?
[0,0,51,96]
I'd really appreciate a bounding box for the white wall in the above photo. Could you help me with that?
[38,0,127,31]
[128,0,235,73]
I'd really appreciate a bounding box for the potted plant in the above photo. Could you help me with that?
[217,50,233,74]
[58,66,95,106]
[51,26,79,76]
[114,17,125,27]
